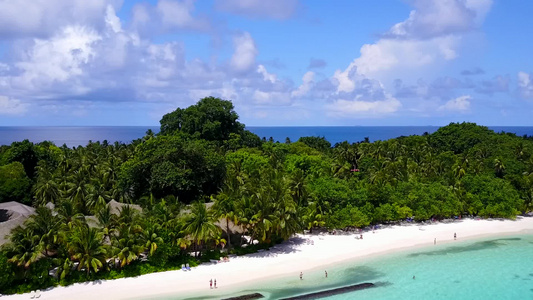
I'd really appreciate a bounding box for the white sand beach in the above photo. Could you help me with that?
[5,217,533,300]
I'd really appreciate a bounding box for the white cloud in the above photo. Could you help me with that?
[12,26,101,93]
[335,0,492,83]
[518,72,533,99]
[156,0,209,30]
[215,0,299,19]
[0,95,28,115]
[326,97,401,118]
[438,95,471,112]
[291,71,315,98]
[327,0,493,118]
[253,90,291,105]
[257,65,277,84]
[230,32,257,73]
[0,0,117,39]
[387,0,492,39]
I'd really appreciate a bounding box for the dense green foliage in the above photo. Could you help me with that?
[0,162,32,204]
[0,97,532,294]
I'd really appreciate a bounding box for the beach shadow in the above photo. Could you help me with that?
[407,238,521,258]
[243,237,309,258]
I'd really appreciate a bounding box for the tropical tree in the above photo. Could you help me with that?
[183,201,221,257]
[7,226,42,269]
[68,223,107,276]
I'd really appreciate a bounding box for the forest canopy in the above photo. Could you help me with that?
[0,97,532,294]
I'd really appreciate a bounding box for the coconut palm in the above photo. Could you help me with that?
[68,223,107,276]
[33,161,60,206]
[183,201,221,257]
[96,204,117,240]
[7,226,42,269]
[27,206,61,257]
[112,224,145,267]
[141,222,164,256]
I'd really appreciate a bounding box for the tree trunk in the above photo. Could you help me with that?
[226,218,232,249]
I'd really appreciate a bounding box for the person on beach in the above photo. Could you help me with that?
[210,279,213,289]
[434,238,436,245]
[325,270,328,278]
[454,233,457,240]
[214,279,217,288]
[300,272,303,280]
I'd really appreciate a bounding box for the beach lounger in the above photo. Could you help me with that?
[30,291,35,299]
[186,263,191,271]
[35,290,41,298]
[210,259,219,264]
[181,264,187,271]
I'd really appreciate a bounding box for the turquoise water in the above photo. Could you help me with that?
[176,234,533,300]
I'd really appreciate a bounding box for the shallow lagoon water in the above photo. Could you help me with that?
[169,234,533,300]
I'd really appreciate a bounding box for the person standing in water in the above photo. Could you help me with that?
[454,232,457,240]
[209,279,213,289]
[325,270,328,278]
[300,272,303,280]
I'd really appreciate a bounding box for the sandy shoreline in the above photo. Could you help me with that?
[4,217,533,300]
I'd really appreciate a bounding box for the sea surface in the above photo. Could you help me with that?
[1,126,533,148]
[174,233,533,300]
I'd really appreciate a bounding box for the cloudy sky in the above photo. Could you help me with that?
[0,0,532,126]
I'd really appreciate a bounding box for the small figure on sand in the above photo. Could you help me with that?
[325,270,328,278]
[360,234,363,239]
[210,279,213,289]
[434,238,436,245]
[214,279,217,288]
[454,232,457,240]
[300,272,303,280]
[413,275,415,280]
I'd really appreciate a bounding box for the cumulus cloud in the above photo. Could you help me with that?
[438,95,471,112]
[11,26,101,93]
[156,0,210,31]
[291,71,315,98]
[0,0,117,39]
[230,32,258,73]
[326,97,401,118]
[215,0,299,19]
[0,95,28,115]
[385,0,491,39]
[324,0,493,118]
[518,72,533,99]
[336,0,492,82]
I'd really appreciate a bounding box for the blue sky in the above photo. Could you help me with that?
[0,0,532,126]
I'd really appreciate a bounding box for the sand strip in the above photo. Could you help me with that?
[4,217,533,300]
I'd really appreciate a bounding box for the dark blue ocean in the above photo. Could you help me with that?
[1,126,533,148]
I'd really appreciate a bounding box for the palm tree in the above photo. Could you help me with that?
[33,161,60,206]
[183,201,221,257]
[65,170,90,214]
[86,180,110,214]
[96,204,117,240]
[141,222,164,256]
[68,223,107,276]
[7,226,42,269]
[27,206,61,257]
[494,158,505,178]
[112,224,145,267]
